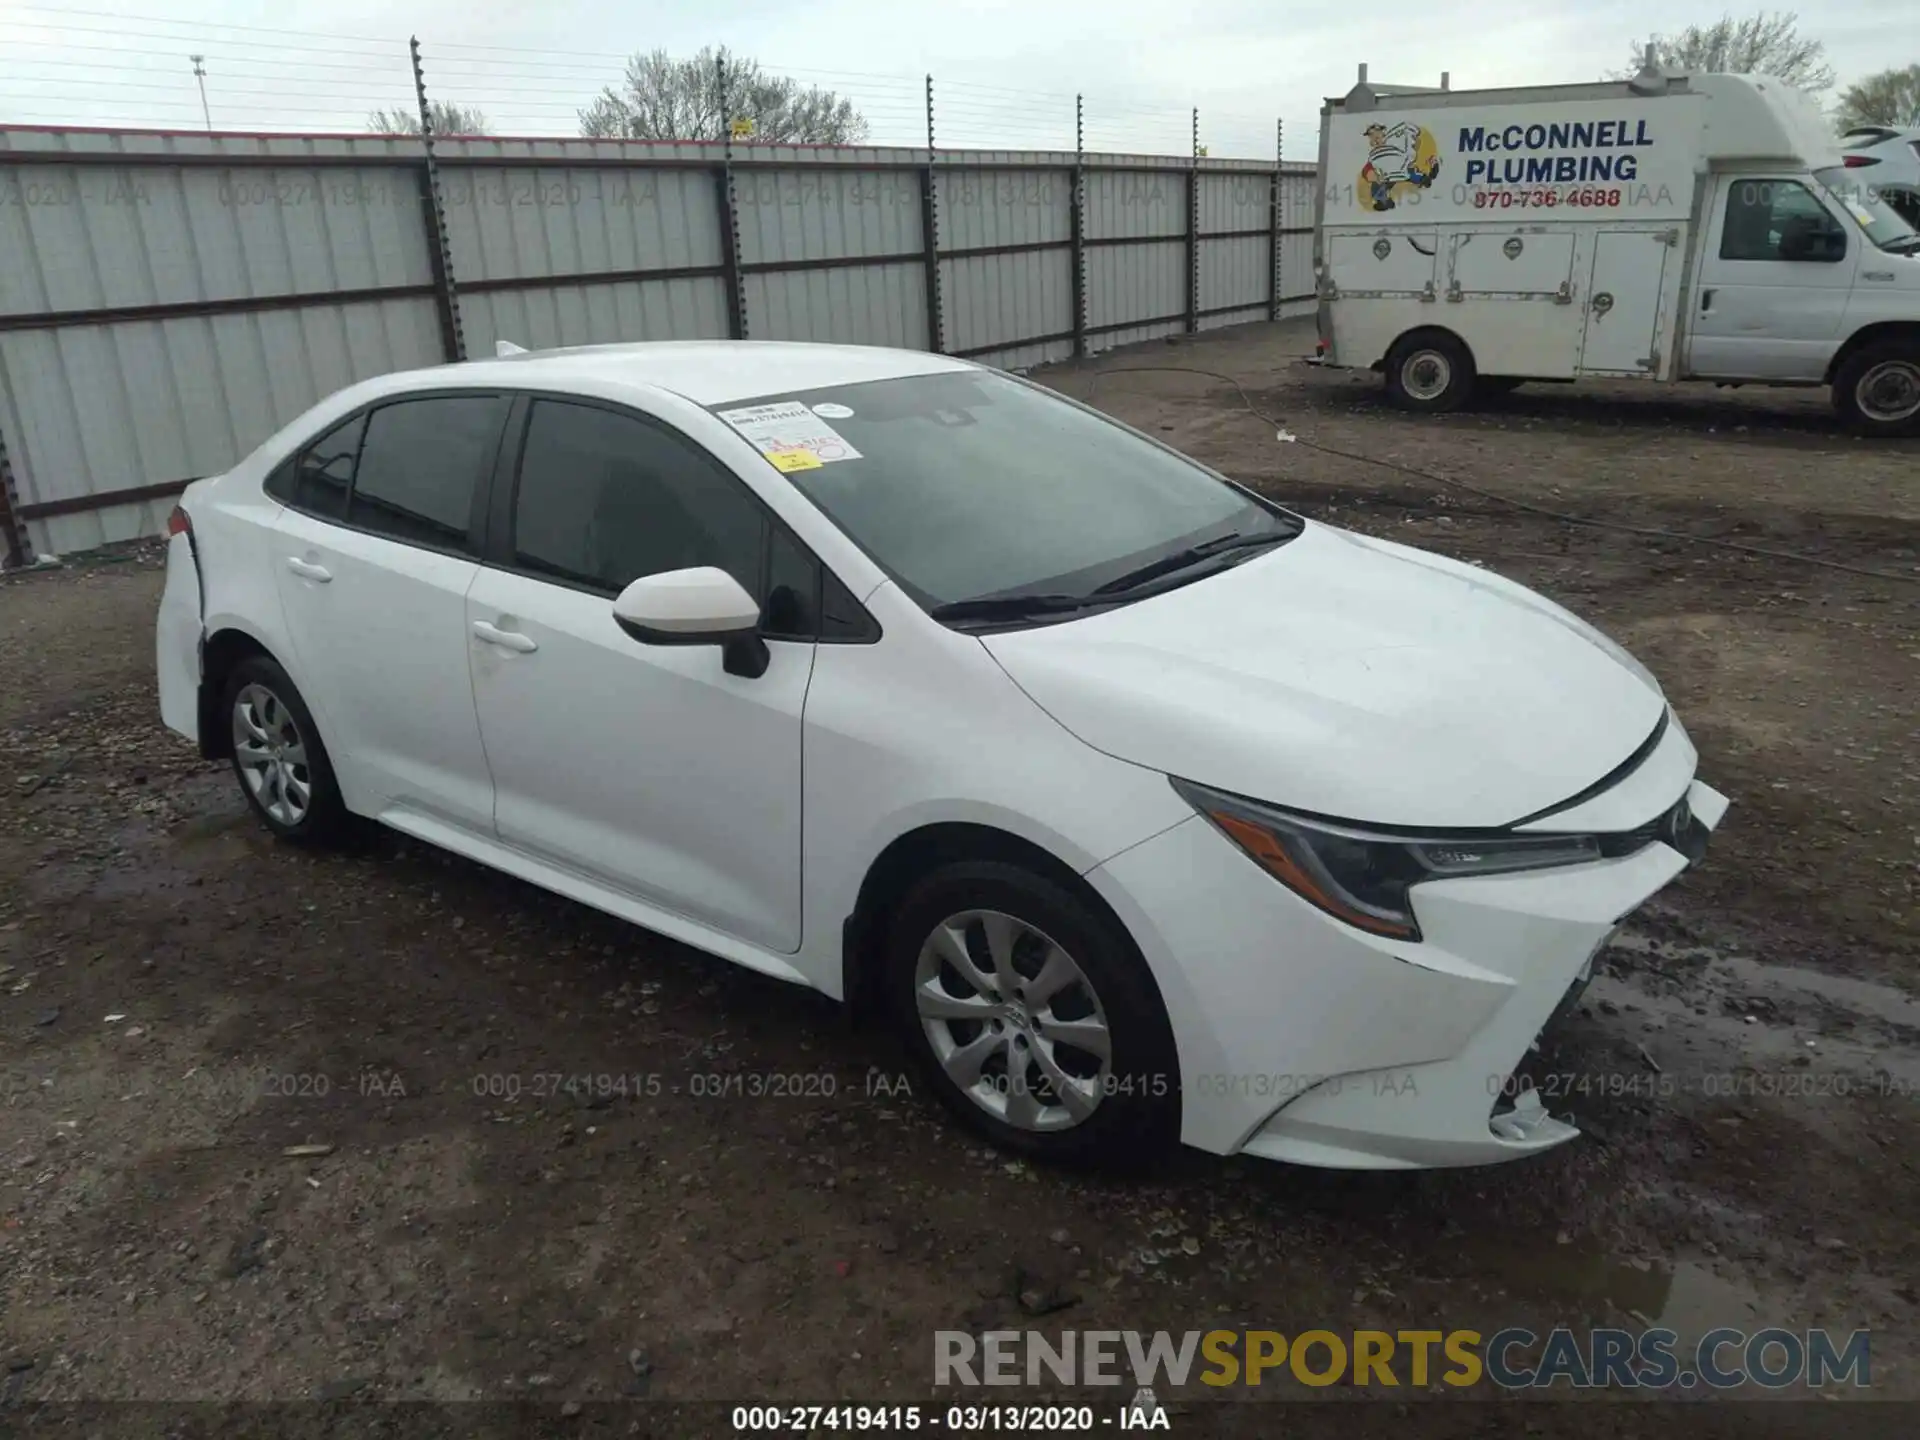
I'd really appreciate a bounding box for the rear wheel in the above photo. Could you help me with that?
[223,656,349,844]
[1833,342,1920,437]
[1385,331,1476,413]
[884,860,1180,1168]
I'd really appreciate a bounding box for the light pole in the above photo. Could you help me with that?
[190,54,211,131]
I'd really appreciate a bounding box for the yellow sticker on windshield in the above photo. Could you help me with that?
[765,448,823,472]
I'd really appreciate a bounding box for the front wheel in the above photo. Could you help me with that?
[1833,343,1920,437]
[884,861,1181,1168]
[1385,332,1476,413]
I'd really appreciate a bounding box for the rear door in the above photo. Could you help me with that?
[271,392,510,834]
[465,397,817,953]
[1580,230,1671,375]
[1686,176,1858,380]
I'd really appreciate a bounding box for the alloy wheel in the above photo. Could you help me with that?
[232,682,311,826]
[913,909,1113,1132]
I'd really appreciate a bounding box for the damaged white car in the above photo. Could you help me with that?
[155,340,1726,1169]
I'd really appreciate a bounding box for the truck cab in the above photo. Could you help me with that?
[1313,67,1920,435]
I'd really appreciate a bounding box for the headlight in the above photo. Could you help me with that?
[1172,778,1602,941]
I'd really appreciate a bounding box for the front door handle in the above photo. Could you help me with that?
[472,620,537,653]
[1700,288,1714,312]
[285,556,332,583]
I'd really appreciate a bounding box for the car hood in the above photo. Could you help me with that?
[980,523,1667,828]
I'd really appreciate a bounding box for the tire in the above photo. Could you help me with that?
[1833,342,1920,437]
[1384,331,1476,413]
[222,655,350,844]
[883,860,1181,1169]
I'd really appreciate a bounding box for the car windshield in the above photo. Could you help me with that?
[1815,166,1920,251]
[710,369,1301,613]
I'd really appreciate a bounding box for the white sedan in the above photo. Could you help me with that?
[155,340,1726,1170]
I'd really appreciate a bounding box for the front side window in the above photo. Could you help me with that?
[1719,180,1848,263]
[349,396,506,553]
[511,400,766,597]
[708,369,1300,611]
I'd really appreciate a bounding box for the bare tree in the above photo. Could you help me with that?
[368,101,490,136]
[579,46,867,144]
[1615,11,1835,94]
[1835,64,1920,130]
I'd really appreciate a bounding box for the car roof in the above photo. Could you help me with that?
[393,340,977,408]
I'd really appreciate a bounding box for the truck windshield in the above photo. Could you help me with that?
[1815,167,1920,252]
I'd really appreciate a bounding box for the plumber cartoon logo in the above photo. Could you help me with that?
[1359,121,1442,210]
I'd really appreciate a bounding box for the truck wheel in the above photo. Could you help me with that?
[1833,343,1920,437]
[1385,332,1476,413]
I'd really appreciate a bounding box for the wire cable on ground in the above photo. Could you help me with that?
[1070,364,1919,585]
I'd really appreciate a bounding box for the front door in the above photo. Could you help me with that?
[270,393,509,834]
[465,397,813,954]
[1687,175,1858,380]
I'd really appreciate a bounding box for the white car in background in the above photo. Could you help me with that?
[1841,124,1920,227]
[154,341,1726,1171]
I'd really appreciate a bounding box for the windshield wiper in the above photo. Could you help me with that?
[1882,234,1920,254]
[928,591,1100,622]
[1090,530,1289,596]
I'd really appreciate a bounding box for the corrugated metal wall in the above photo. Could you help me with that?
[0,126,1318,559]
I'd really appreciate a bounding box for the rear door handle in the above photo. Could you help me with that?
[1700,288,1714,312]
[472,620,537,653]
[285,556,332,583]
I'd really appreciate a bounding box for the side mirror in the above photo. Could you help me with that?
[611,567,769,678]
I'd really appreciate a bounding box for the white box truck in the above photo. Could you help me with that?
[1312,63,1920,434]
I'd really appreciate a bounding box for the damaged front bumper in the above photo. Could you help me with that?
[1088,769,1729,1170]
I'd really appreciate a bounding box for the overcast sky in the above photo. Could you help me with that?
[2,1,1908,157]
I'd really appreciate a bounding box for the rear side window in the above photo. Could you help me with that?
[511,400,766,595]
[349,396,506,554]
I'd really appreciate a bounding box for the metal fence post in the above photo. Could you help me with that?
[1269,117,1284,323]
[0,420,32,568]
[1071,93,1087,359]
[1186,107,1201,335]
[920,75,946,355]
[716,53,748,340]
[410,37,465,363]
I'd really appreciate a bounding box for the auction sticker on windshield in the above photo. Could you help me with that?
[720,401,863,467]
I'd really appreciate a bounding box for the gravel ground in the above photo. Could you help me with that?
[1,320,1916,1435]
